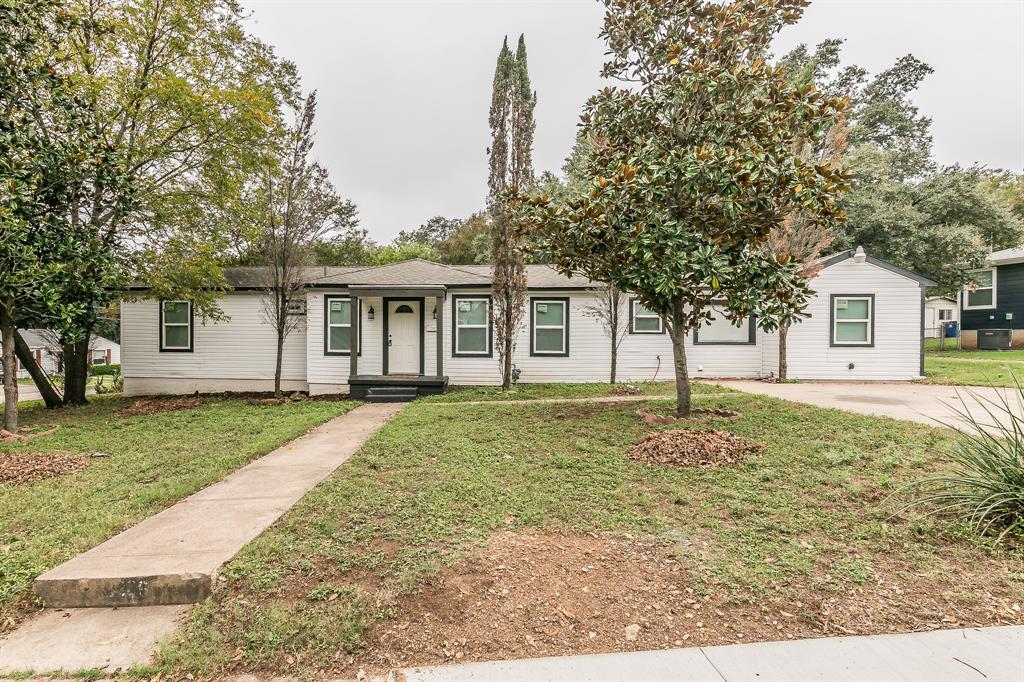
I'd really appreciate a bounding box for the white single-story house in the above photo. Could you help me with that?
[120,247,934,400]
[924,297,958,338]
[15,330,121,378]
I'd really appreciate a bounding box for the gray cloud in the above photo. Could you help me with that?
[242,0,1024,242]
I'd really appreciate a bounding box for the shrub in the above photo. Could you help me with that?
[92,368,123,394]
[89,363,121,376]
[905,376,1024,541]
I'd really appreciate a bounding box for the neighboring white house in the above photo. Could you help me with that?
[120,247,935,399]
[924,297,958,338]
[14,330,121,378]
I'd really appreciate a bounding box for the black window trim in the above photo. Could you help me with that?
[693,302,756,345]
[324,294,362,357]
[452,294,493,358]
[529,296,570,357]
[829,293,875,347]
[159,299,194,352]
[628,298,666,335]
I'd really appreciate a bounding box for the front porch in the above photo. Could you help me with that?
[348,374,449,402]
[347,284,449,402]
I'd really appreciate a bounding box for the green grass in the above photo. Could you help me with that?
[0,395,356,629]
[423,380,714,402]
[155,391,1023,676]
[925,357,1024,387]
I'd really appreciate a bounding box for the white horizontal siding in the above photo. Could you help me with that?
[762,258,924,380]
[121,293,307,383]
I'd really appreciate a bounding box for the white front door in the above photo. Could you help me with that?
[387,300,420,374]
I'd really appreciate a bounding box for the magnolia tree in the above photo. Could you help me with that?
[511,0,849,416]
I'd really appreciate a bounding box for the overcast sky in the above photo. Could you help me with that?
[241,0,1024,242]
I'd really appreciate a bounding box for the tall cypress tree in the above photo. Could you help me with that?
[489,35,535,390]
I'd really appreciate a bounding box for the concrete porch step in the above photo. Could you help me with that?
[32,402,404,608]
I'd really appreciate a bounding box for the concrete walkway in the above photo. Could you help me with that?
[394,626,1024,682]
[718,380,1023,432]
[0,402,403,675]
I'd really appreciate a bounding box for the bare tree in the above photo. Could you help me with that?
[258,92,358,397]
[583,284,628,384]
[768,112,849,380]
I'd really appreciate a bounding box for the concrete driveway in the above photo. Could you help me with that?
[717,380,1023,432]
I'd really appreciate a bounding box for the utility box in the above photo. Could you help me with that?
[978,328,1012,350]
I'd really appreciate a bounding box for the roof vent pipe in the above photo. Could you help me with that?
[853,246,867,263]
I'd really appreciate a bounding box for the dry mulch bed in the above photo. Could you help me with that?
[115,397,204,417]
[0,451,90,485]
[636,408,739,424]
[609,384,644,396]
[349,532,1023,674]
[628,428,762,468]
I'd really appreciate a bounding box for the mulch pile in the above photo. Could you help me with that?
[628,428,762,467]
[609,384,644,396]
[0,451,90,485]
[115,397,204,417]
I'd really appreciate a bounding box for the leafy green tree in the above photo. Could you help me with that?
[397,216,464,246]
[368,241,440,265]
[438,212,490,264]
[311,229,373,266]
[489,35,535,390]
[48,0,297,403]
[512,0,849,416]
[1,0,136,426]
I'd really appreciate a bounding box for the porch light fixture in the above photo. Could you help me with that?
[367,305,375,321]
[432,306,437,319]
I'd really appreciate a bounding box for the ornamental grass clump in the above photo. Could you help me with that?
[906,376,1024,542]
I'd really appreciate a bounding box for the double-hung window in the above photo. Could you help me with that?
[453,296,491,356]
[630,299,664,334]
[160,301,192,352]
[531,298,569,356]
[694,305,754,344]
[325,296,358,355]
[964,268,996,309]
[831,295,873,346]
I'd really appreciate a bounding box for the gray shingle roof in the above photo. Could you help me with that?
[988,246,1024,265]
[215,260,594,289]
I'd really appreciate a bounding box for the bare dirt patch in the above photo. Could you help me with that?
[115,397,204,417]
[636,407,739,424]
[345,532,1023,674]
[0,451,89,485]
[628,428,762,467]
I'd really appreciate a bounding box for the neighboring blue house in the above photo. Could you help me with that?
[959,246,1024,349]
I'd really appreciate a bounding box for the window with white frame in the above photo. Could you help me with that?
[453,296,490,356]
[832,295,873,346]
[630,299,664,334]
[91,349,108,365]
[325,296,357,354]
[938,309,952,321]
[694,306,753,344]
[531,298,569,355]
[160,300,192,351]
[964,268,996,309]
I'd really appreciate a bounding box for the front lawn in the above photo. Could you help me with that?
[424,380,700,402]
[0,395,356,631]
[925,354,1024,387]
[156,391,1024,677]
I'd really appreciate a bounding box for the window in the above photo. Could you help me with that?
[694,306,754,344]
[160,300,192,352]
[938,309,952,321]
[530,298,569,356]
[630,299,664,334]
[453,296,491,356]
[964,268,996,309]
[91,349,108,365]
[324,296,359,355]
[831,295,873,346]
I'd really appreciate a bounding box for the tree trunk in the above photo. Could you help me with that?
[610,338,617,384]
[778,323,789,382]
[500,312,512,390]
[13,331,62,408]
[62,339,90,406]
[1,302,19,432]
[669,303,691,418]
[274,327,284,398]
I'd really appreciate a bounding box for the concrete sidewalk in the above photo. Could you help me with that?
[395,626,1024,682]
[1,401,403,675]
[718,380,1023,432]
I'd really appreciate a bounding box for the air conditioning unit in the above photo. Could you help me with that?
[978,328,1012,350]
